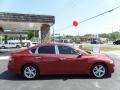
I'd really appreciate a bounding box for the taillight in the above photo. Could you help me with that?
[9,56,12,61]
[9,56,14,63]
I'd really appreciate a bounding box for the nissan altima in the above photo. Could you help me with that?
[8,43,114,79]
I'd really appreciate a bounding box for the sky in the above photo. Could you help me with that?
[0,0,120,36]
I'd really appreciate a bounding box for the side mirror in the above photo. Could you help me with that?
[77,54,82,58]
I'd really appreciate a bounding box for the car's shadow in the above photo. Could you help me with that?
[0,71,109,81]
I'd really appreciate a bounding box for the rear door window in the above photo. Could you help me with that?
[38,46,55,54]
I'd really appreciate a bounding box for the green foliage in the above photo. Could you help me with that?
[99,32,120,41]
[27,30,39,40]
[99,33,109,38]
[55,32,120,43]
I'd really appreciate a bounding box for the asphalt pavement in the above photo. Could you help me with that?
[0,51,120,90]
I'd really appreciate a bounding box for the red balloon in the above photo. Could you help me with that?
[73,20,79,27]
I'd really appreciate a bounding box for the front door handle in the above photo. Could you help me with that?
[59,58,66,60]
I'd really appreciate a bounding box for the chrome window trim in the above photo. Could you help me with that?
[35,47,38,54]
[55,45,59,54]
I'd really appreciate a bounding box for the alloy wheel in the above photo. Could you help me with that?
[91,64,107,78]
[23,65,37,79]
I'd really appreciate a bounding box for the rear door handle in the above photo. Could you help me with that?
[35,57,41,59]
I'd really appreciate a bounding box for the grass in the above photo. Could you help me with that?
[81,46,120,52]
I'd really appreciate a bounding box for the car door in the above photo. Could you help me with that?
[32,45,65,75]
[57,45,88,74]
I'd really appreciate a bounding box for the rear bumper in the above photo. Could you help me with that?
[8,61,21,74]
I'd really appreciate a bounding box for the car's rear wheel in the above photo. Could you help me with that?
[90,63,107,78]
[1,46,5,49]
[22,64,39,80]
[16,45,20,48]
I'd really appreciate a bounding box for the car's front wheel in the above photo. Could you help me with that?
[90,63,107,78]
[22,65,39,80]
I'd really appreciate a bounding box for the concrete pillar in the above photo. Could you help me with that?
[38,29,41,43]
[41,24,50,43]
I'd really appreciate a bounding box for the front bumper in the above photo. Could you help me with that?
[108,63,115,74]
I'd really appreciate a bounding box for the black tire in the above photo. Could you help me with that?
[22,64,39,80]
[16,45,20,48]
[1,46,5,49]
[90,63,108,78]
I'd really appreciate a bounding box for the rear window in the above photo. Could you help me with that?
[38,46,55,54]
[31,48,37,53]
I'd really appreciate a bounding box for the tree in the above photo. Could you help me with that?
[0,27,4,32]
[109,32,120,41]
[99,33,109,38]
[27,30,39,40]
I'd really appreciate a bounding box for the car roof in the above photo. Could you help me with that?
[39,43,73,46]
[30,42,74,49]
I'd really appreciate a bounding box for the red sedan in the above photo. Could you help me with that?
[8,43,114,79]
